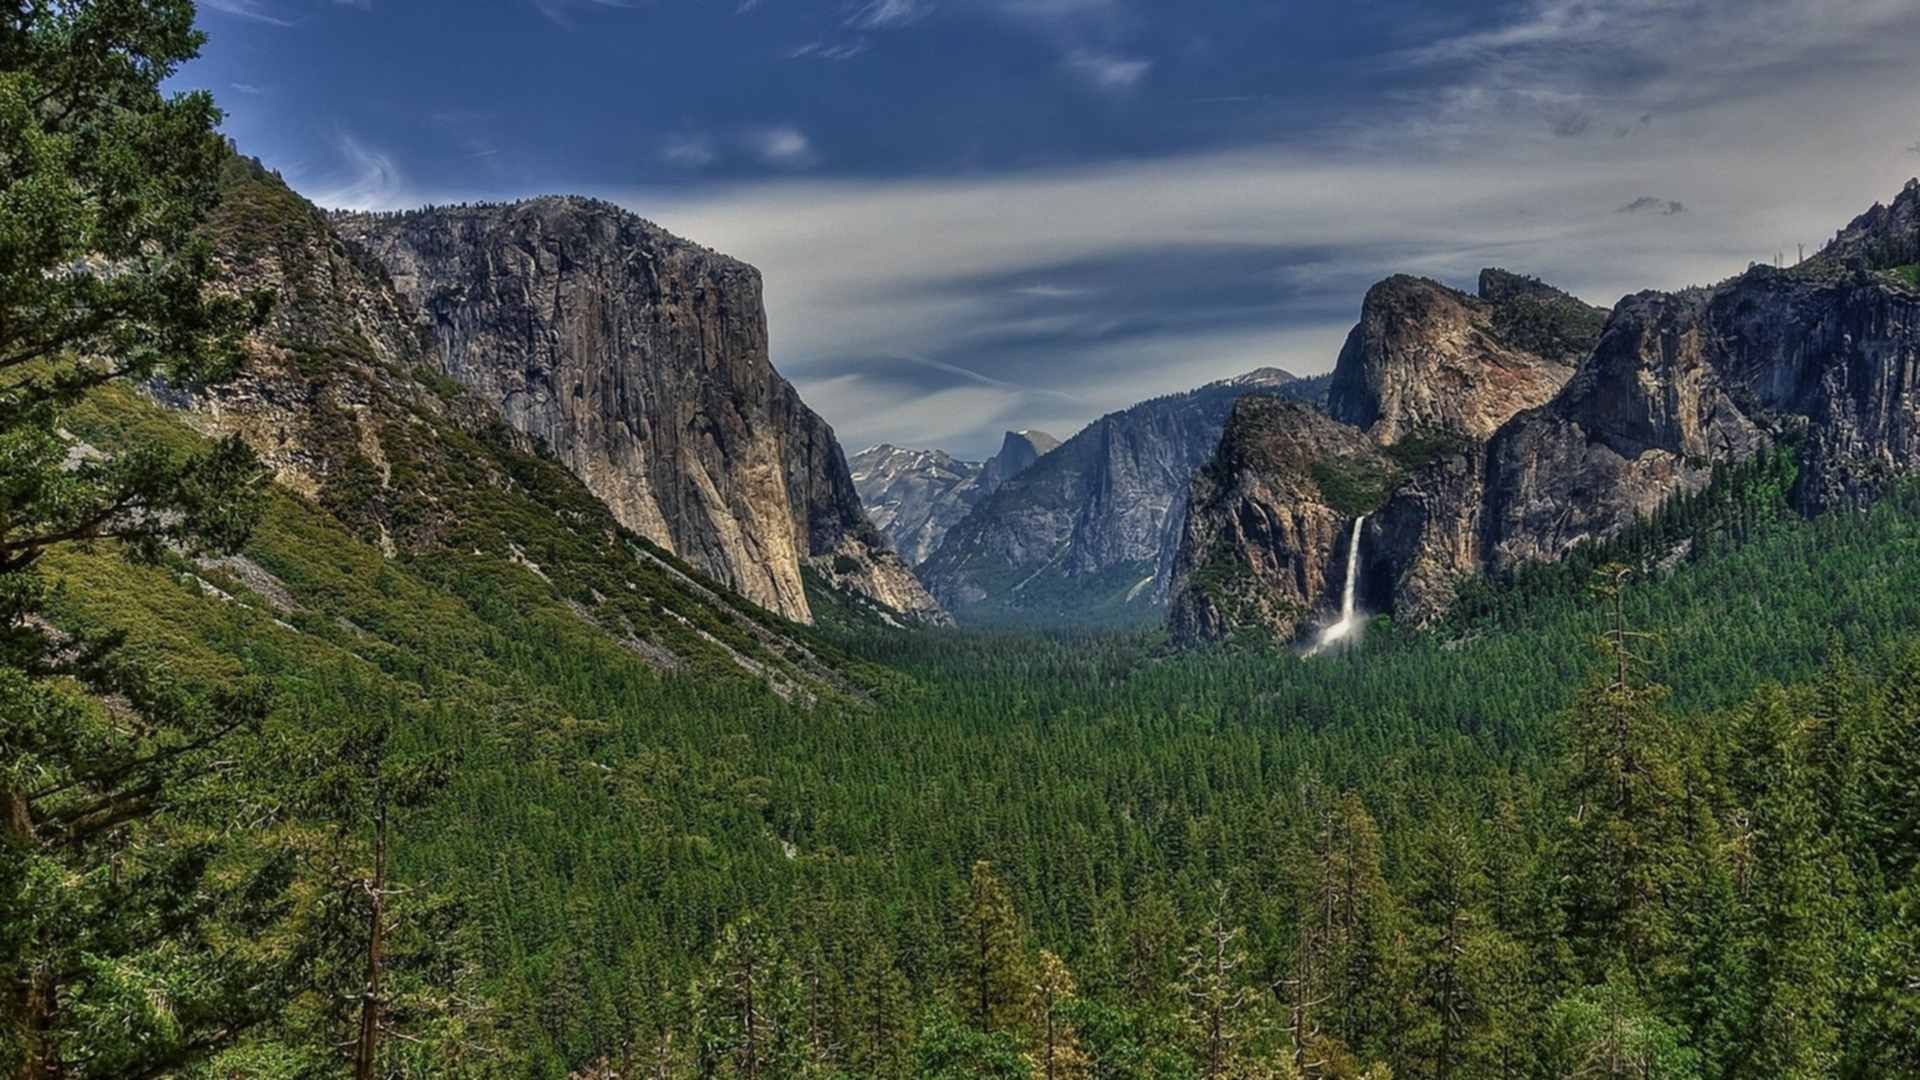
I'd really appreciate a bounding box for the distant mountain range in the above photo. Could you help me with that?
[906,368,1331,626]
[850,430,1059,566]
[180,160,1920,649]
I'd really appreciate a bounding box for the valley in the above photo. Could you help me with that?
[7,4,1920,1077]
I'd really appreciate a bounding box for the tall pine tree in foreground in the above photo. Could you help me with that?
[1,1,272,1076]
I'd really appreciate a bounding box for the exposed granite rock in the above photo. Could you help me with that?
[157,157,880,695]
[1483,257,1920,569]
[977,429,1060,495]
[1326,270,1605,443]
[850,429,1059,565]
[921,368,1329,626]
[1173,182,1920,646]
[1167,399,1391,644]
[332,197,944,625]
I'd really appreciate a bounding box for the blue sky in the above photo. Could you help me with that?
[185,0,1920,458]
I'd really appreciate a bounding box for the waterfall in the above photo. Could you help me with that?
[1306,515,1366,657]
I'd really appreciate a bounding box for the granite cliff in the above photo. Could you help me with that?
[330,198,942,626]
[155,156,883,698]
[850,429,1059,566]
[1171,182,1920,646]
[921,368,1328,626]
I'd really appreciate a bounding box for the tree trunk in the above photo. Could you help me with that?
[354,808,387,1080]
[6,788,56,1080]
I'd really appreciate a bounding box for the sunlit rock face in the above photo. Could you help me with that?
[334,197,946,626]
[1170,181,1920,648]
[1173,271,1605,645]
[920,369,1328,627]
[1328,269,1602,444]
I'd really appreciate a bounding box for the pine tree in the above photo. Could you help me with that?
[848,936,911,1079]
[1403,818,1481,1080]
[696,913,803,1080]
[282,703,473,1077]
[1,2,271,1074]
[1181,893,1264,1080]
[1029,950,1091,1080]
[1293,795,1399,1066]
[1726,691,1846,1079]
[955,860,1030,1035]
[1559,566,1683,984]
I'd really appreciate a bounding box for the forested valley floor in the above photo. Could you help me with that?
[25,419,1920,1077]
[8,4,1920,1076]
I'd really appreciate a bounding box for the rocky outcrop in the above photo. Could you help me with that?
[850,429,1059,565]
[1167,399,1391,643]
[920,369,1328,625]
[159,156,881,697]
[978,429,1060,494]
[1483,259,1918,569]
[332,197,943,625]
[1173,182,1920,647]
[1326,270,1604,443]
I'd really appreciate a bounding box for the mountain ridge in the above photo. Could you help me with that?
[1170,181,1920,646]
[325,195,942,626]
[850,429,1061,565]
[919,367,1330,625]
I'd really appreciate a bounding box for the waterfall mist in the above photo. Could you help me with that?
[1304,515,1367,658]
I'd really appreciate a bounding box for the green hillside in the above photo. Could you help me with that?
[6,6,1919,1077]
[32,380,1920,1075]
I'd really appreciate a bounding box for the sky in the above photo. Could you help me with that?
[182,0,1920,459]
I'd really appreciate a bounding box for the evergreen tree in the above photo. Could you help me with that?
[1180,894,1263,1079]
[1403,818,1483,1080]
[954,860,1030,1035]
[280,702,482,1077]
[1295,795,1399,1066]
[847,936,911,1079]
[1,3,271,1072]
[1542,977,1699,1080]
[1725,691,1846,1079]
[695,913,803,1080]
[1029,950,1091,1080]
[1559,567,1683,984]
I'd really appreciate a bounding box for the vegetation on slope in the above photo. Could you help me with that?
[7,5,1920,1078]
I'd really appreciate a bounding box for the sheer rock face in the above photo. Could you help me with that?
[850,430,1059,566]
[1483,264,1920,570]
[332,198,944,625]
[1167,399,1389,644]
[977,429,1060,494]
[1171,182,1920,646]
[1326,270,1603,444]
[919,369,1328,626]
[1287,269,1605,629]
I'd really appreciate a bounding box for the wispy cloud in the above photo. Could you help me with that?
[198,0,294,26]
[1063,50,1150,91]
[1396,0,1920,152]
[847,0,932,30]
[748,126,816,168]
[788,39,871,61]
[1013,284,1098,299]
[634,115,1917,454]
[309,133,409,210]
[230,82,266,95]
[530,0,635,28]
[663,134,719,169]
